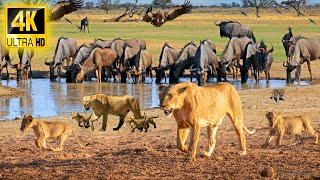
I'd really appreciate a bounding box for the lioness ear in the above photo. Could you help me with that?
[158,85,169,92]
[177,87,187,94]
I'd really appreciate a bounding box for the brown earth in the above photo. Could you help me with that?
[0,86,24,98]
[0,62,320,179]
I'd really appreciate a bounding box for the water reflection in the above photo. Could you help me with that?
[0,78,309,120]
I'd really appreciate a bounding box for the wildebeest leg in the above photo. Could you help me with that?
[29,63,32,79]
[6,62,9,79]
[306,59,312,81]
[113,114,127,131]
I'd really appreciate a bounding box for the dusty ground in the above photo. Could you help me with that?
[0,86,24,98]
[0,78,320,179]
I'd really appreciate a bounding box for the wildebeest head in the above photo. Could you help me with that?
[66,63,82,83]
[153,43,173,84]
[44,58,60,81]
[234,62,249,83]
[256,41,274,71]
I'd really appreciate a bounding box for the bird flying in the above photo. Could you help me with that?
[49,0,84,21]
[142,0,192,27]
[309,18,316,25]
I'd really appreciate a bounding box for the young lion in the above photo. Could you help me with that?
[20,115,83,151]
[126,115,159,132]
[70,111,93,128]
[265,111,318,146]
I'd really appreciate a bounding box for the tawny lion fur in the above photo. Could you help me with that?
[265,111,318,145]
[83,94,143,131]
[20,115,83,151]
[159,82,255,161]
[126,115,158,132]
[71,111,92,128]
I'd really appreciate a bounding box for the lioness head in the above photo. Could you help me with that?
[158,84,188,117]
[83,95,93,110]
[20,115,34,132]
[71,112,79,119]
[265,111,281,127]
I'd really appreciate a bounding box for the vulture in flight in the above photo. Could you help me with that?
[49,0,84,21]
[142,1,192,27]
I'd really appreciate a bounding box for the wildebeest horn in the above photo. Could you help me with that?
[207,65,212,72]
[214,20,219,26]
[268,44,274,53]
[283,61,288,67]
[44,58,53,66]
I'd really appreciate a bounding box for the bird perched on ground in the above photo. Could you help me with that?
[275,9,281,14]
[241,11,248,16]
[49,0,84,21]
[142,0,192,27]
[270,89,285,102]
[309,18,316,25]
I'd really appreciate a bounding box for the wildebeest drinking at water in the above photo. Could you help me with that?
[284,37,320,83]
[45,37,78,81]
[133,49,153,83]
[0,43,11,79]
[191,40,223,86]
[282,27,293,64]
[153,43,182,84]
[10,48,34,81]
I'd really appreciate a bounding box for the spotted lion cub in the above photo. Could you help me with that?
[265,111,318,146]
[20,115,83,151]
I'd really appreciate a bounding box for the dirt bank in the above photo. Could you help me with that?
[0,86,24,98]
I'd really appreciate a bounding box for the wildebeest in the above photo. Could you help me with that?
[93,39,113,48]
[0,43,11,79]
[220,37,253,79]
[119,44,141,83]
[214,20,256,43]
[45,37,78,81]
[10,48,34,81]
[133,49,153,83]
[284,37,320,83]
[78,17,89,33]
[75,47,101,83]
[93,48,117,83]
[191,40,222,86]
[169,41,197,84]
[282,27,293,63]
[238,41,274,83]
[66,44,94,83]
[153,43,182,84]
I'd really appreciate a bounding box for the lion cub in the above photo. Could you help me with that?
[126,115,158,133]
[265,111,318,146]
[70,112,92,128]
[20,115,83,151]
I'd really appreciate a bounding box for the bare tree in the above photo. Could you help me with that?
[105,0,143,22]
[281,0,308,16]
[99,0,112,14]
[152,0,172,10]
[242,0,273,15]
[19,0,51,5]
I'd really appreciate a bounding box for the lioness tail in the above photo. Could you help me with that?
[243,125,256,135]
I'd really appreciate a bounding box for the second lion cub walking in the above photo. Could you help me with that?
[265,111,318,146]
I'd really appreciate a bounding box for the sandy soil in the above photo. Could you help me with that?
[0,86,24,98]
[0,79,320,179]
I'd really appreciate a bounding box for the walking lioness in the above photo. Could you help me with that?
[20,115,83,151]
[159,82,255,161]
[265,111,318,146]
[83,94,143,131]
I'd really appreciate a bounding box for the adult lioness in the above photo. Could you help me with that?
[265,111,318,145]
[159,82,255,161]
[20,115,83,151]
[83,94,143,131]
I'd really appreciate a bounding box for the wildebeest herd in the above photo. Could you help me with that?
[0,21,319,85]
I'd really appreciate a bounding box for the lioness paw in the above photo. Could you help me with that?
[238,150,247,155]
[201,151,212,158]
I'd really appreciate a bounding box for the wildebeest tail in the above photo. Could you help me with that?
[243,125,256,134]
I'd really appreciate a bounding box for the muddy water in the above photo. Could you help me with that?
[0,78,309,120]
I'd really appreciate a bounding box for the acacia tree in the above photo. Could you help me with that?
[99,0,112,14]
[242,0,273,15]
[152,0,172,10]
[281,0,308,16]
